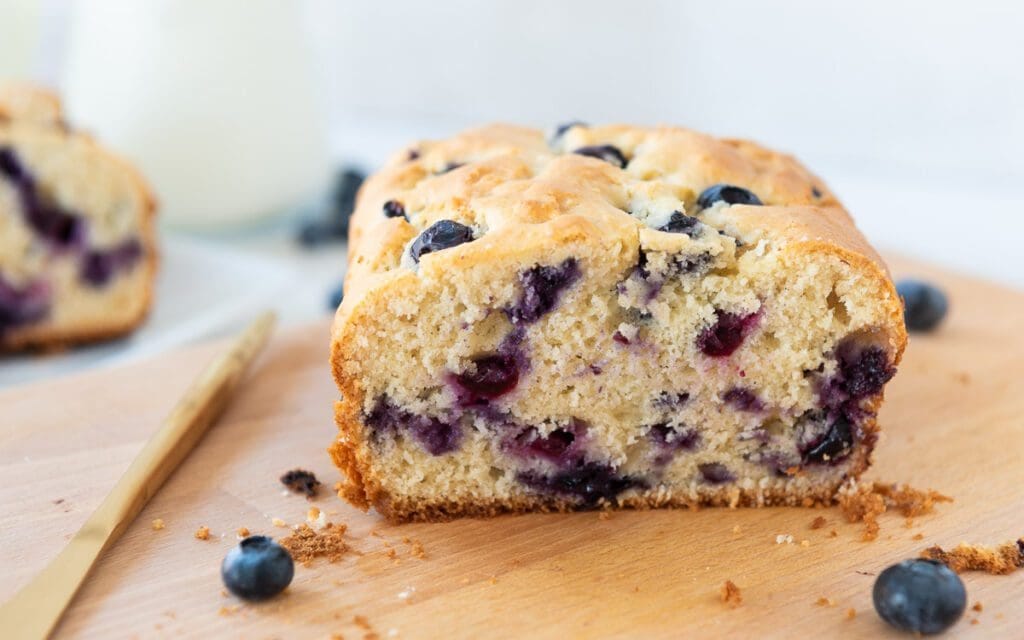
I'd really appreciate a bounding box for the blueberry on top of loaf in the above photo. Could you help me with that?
[329,123,905,522]
[0,83,157,351]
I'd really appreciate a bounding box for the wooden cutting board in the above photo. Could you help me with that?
[1,256,1021,639]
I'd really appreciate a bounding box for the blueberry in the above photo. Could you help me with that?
[364,396,463,455]
[382,199,406,219]
[657,211,702,235]
[698,462,735,484]
[409,219,475,262]
[838,343,896,399]
[506,258,581,324]
[873,559,966,635]
[0,275,50,335]
[329,168,365,218]
[0,145,85,248]
[696,184,763,209]
[80,238,143,286]
[722,387,763,412]
[573,145,627,169]
[517,462,645,507]
[221,536,294,601]
[696,310,759,357]
[327,281,344,310]
[296,167,365,247]
[802,416,853,464]
[896,279,948,332]
[451,354,520,406]
[648,424,700,451]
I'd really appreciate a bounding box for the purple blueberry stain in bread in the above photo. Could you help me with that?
[838,342,895,399]
[0,145,85,249]
[573,144,627,169]
[722,387,764,412]
[697,309,760,357]
[364,396,463,455]
[449,353,520,407]
[508,426,581,464]
[506,258,581,324]
[648,424,700,453]
[382,199,406,219]
[652,391,691,411]
[517,462,645,507]
[0,274,50,335]
[698,462,736,484]
[79,237,143,286]
[612,330,630,345]
[409,219,475,263]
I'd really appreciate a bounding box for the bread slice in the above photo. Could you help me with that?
[0,84,157,351]
[329,123,906,522]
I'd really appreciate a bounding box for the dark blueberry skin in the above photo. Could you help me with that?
[0,146,85,248]
[838,343,896,399]
[0,276,50,335]
[896,279,948,332]
[697,310,759,357]
[802,416,853,464]
[518,462,645,507]
[696,184,763,209]
[873,559,966,635]
[552,121,587,141]
[297,167,366,247]
[221,536,295,602]
[327,281,344,310]
[409,219,475,263]
[382,199,407,219]
[79,238,143,286]
[506,258,581,324]
[511,427,580,464]
[451,354,520,407]
[657,211,702,235]
[698,462,735,484]
[573,145,627,169]
[365,397,462,455]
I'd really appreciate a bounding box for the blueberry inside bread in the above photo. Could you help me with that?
[329,123,906,522]
[0,84,157,351]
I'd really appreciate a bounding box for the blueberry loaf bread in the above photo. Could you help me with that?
[329,123,906,522]
[0,84,157,351]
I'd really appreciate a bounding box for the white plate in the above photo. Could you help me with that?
[0,235,299,389]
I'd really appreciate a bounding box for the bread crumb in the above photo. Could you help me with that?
[408,540,426,559]
[280,469,321,498]
[281,522,350,564]
[237,527,250,538]
[845,608,856,620]
[837,480,952,541]
[921,538,1023,575]
[829,529,838,538]
[487,576,498,585]
[816,597,836,607]
[151,519,165,531]
[970,618,980,625]
[194,526,210,541]
[810,516,827,530]
[972,602,983,612]
[307,507,328,530]
[912,533,924,541]
[732,524,742,535]
[331,634,344,640]
[598,511,611,521]
[719,580,742,608]
[775,534,794,544]
[800,540,810,548]
[272,517,288,528]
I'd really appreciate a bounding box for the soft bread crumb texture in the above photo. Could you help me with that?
[0,83,157,351]
[280,522,350,565]
[330,123,907,521]
[838,480,952,541]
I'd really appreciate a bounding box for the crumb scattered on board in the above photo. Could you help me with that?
[272,517,288,528]
[810,516,827,530]
[837,481,952,541]
[194,526,210,541]
[719,580,742,608]
[816,597,836,607]
[973,602,984,612]
[151,519,165,531]
[237,527,250,537]
[845,608,856,620]
[922,538,1024,575]
[281,522,350,565]
[281,469,322,498]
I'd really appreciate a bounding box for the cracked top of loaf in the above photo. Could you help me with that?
[336,123,897,340]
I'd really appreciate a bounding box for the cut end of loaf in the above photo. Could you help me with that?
[329,123,906,522]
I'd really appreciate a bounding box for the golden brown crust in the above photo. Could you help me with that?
[330,123,907,523]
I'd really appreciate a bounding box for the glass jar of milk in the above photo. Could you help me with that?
[62,0,331,231]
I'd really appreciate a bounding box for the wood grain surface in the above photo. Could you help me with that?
[1,256,1021,639]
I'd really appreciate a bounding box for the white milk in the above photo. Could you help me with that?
[62,0,331,230]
